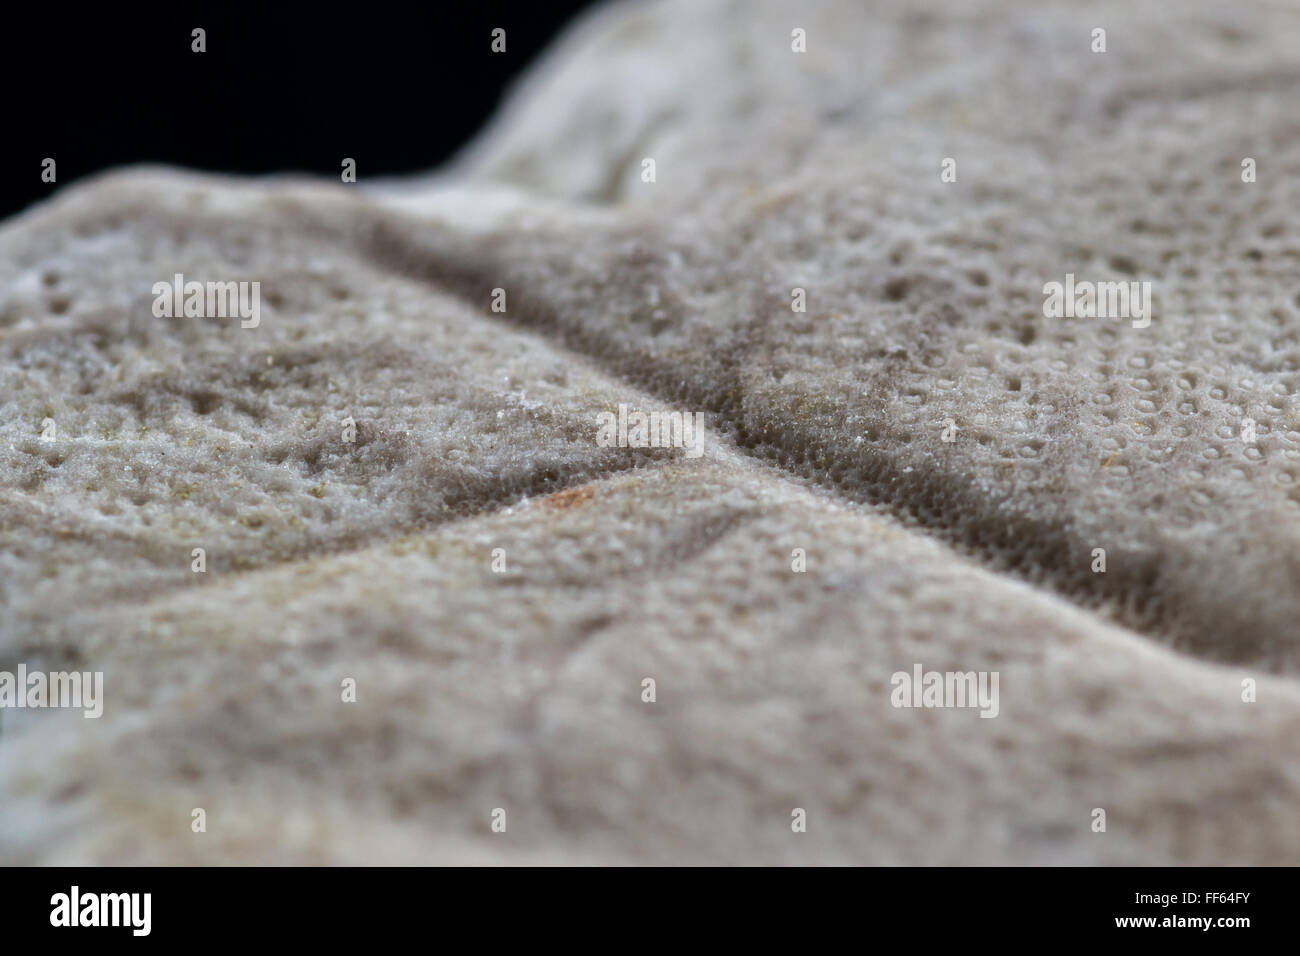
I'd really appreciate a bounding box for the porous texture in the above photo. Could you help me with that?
[2,0,1300,865]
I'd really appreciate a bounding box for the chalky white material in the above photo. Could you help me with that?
[2,0,1299,864]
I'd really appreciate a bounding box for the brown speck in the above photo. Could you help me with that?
[541,485,595,511]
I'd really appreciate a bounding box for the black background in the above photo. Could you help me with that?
[2,867,1273,941]
[0,2,597,221]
